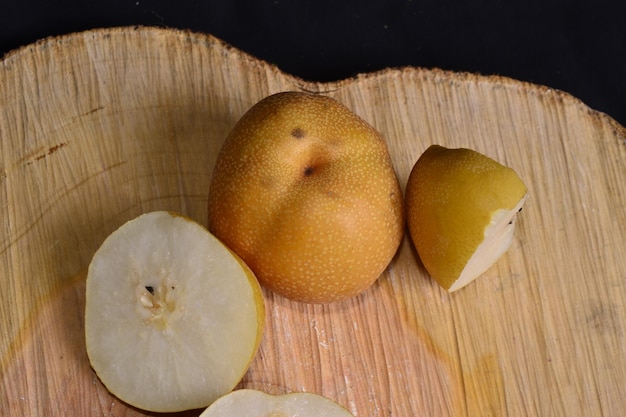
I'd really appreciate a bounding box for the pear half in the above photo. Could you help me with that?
[405,145,528,292]
[199,389,355,417]
[85,211,265,412]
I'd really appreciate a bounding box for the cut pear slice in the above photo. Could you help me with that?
[199,389,356,417]
[85,211,265,413]
[405,145,528,292]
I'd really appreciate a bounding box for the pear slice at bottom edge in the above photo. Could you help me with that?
[199,389,355,417]
[85,211,265,413]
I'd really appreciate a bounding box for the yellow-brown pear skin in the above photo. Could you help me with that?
[208,91,405,303]
[405,145,527,291]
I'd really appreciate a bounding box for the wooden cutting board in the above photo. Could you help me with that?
[1,27,625,417]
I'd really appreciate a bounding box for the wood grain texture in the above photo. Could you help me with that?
[1,27,625,416]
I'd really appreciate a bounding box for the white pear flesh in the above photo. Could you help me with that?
[199,389,355,417]
[85,211,264,413]
[449,194,527,292]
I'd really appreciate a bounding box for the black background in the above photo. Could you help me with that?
[2,0,625,127]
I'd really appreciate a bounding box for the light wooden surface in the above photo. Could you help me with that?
[1,27,625,417]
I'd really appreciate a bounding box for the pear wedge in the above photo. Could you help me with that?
[405,145,528,292]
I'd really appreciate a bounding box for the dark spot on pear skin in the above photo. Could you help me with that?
[145,286,155,295]
[303,166,314,177]
[291,128,305,138]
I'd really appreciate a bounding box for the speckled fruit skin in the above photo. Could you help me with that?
[208,91,405,303]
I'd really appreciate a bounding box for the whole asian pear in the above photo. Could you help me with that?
[208,92,405,303]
